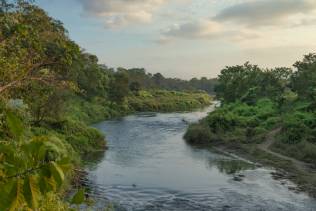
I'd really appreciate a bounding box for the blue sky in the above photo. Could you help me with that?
[36,0,316,79]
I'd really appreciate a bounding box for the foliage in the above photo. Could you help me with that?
[216,63,291,103]
[117,68,217,94]
[0,0,80,97]
[185,99,278,144]
[187,53,316,165]
[109,71,129,103]
[0,0,213,208]
[0,107,73,210]
[280,111,316,144]
[61,120,106,154]
[128,90,211,112]
[71,188,85,205]
[184,123,214,145]
[291,53,316,101]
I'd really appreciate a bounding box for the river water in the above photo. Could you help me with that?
[85,105,316,211]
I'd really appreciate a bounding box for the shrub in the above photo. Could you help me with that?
[205,110,239,132]
[281,112,315,144]
[60,120,106,154]
[184,123,214,145]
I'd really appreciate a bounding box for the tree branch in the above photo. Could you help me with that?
[0,61,61,94]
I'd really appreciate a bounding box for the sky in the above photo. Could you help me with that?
[36,0,316,79]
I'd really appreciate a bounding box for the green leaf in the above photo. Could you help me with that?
[49,162,65,188]
[5,179,26,211]
[6,111,24,139]
[71,188,85,205]
[23,175,41,209]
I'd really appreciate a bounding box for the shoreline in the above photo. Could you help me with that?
[208,141,316,198]
[65,102,214,204]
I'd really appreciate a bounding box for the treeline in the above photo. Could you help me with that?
[0,1,212,209]
[185,54,316,163]
[115,68,217,94]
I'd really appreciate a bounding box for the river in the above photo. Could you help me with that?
[84,104,316,211]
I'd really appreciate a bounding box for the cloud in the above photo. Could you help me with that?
[158,19,260,43]
[77,0,167,28]
[158,0,316,44]
[161,20,222,39]
[214,0,316,27]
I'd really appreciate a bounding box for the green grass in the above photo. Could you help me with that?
[184,98,277,145]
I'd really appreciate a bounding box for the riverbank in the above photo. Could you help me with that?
[184,100,316,198]
[210,140,316,198]
[62,90,212,207]
[83,105,316,210]
[66,90,212,124]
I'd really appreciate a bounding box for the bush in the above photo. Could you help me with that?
[281,112,315,144]
[184,124,214,145]
[60,120,106,154]
[205,110,239,132]
[261,116,282,130]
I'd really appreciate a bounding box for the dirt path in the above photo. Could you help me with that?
[258,128,314,172]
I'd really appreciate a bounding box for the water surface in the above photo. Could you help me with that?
[86,105,316,210]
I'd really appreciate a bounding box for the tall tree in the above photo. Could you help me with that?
[0,0,80,97]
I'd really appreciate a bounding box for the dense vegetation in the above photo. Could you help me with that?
[185,54,316,164]
[117,68,217,95]
[0,1,213,209]
[128,90,211,112]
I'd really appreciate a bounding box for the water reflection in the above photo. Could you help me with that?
[82,150,106,171]
[215,160,255,175]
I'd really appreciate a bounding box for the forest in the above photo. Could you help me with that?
[0,1,214,210]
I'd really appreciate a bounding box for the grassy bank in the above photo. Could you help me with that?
[184,99,316,197]
[183,55,316,197]
[66,90,212,125]
[128,90,212,112]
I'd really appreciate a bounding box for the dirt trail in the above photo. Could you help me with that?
[258,128,314,172]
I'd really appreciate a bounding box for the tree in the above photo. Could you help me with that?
[0,0,80,97]
[109,72,129,103]
[74,52,110,98]
[129,81,141,93]
[215,63,263,103]
[152,73,165,87]
[20,82,66,124]
[291,53,316,100]
[216,63,292,103]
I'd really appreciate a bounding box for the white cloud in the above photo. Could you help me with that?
[214,0,316,27]
[158,18,260,43]
[77,0,167,28]
[162,20,222,39]
[158,0,316,44]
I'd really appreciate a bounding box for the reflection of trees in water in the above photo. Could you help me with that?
[215,160,255,175]
[82,150,106,170]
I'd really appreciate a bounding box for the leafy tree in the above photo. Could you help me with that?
[0,0,80,97]
[109,72,129,103]
[129,81,141,93]
[215,63,263,103]
[21,82,66,124]
[291,53,316,101]
[74,53,110,98]
[216,63,292,103]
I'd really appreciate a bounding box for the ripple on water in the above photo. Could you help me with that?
[88,105,316,211]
